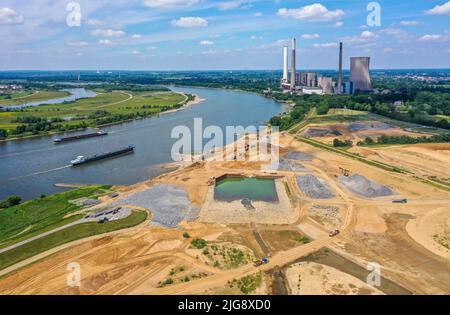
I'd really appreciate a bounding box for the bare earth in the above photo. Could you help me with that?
[0,132,449,295]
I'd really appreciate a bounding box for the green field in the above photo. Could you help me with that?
[0,185,111,249]
[0,90,187,138]
[0,91,70,106]
[0,210,147,271]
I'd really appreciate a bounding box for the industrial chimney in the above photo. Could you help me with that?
[290,38,296,90]
[337,42,343,94]
[283,46,289,82]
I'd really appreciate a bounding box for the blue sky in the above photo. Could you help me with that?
[0,0,449,70]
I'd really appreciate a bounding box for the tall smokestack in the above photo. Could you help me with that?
[337,42,343,94]
[283,46,288,82]
[291,38,296,89]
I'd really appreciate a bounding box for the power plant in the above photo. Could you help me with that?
[280,39,372,95]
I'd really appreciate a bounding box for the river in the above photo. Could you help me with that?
[6,88,97,110]
[0,86,285,200]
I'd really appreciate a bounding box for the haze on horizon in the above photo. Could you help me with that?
[0,0,449,71]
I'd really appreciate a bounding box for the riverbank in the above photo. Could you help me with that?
[0,90,194,143]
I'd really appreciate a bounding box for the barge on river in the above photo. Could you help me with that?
[70,145,135,166]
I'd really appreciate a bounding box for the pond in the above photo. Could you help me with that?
[214,176,279,202]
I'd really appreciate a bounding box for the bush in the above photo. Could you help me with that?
[0,129,7,138]
[191,238,207,249]
[183,232,190,238]
[333,138,353,147]
[1,195,22,208]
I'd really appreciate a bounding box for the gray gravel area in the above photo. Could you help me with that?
[296,174,335,199]
[338,174,394,198]
[349,122,393,132]
[284,151,313,161]
[304,128,341,137]
[278,159,308,172]
[113,184,199,227]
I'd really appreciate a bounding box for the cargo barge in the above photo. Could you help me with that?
[54,131,107,143]
[70,145,135,166]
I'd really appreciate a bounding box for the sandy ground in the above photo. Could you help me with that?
[0,132,449,295]
[302,121,430,146]
[351,143,450,179]
[286,262,383,295]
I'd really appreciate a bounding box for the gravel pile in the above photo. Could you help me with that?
[278,159,308,172]
[338,174,394,198]
[349,122,393,132]
[304,128,341,137]
[114,184,199,227]
[284,151,313,161]
[296,174,335,199]
[309,205,341,228]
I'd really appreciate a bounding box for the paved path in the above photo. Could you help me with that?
[0,218,94,255]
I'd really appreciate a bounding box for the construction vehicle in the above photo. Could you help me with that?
[339,167,350,177]
[254,257,270,267]
[392,198,408,204]
[329,229,340,237]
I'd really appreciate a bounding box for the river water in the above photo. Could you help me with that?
[6,88,97,110]
[0,87,285,200]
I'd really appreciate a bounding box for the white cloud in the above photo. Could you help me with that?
[86,19,104,26]
[334,21,343,28]
[171,16,208,27]
[313,42,338,48]
[98,39,116,45]
[131,50,140,55]
[342,31,378,43]
[250,35,262,40]
[254,12,263,17]
[91,29,126,37]
[0,7,24,25]
[425,1,450,15]
[278,3,344,21]
[67,41,89,47]
[418,34,446,42]
[143,0,200,9]
[217,1,241,10]
[131,34,142,39]
[201,50,217,55]
[400,20,418,26]
[361,30,376,39]
[302,33,320,39]
[383,47,393,53]
[200,40,214,45]
[147,46,157,50]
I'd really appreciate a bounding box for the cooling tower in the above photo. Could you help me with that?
[350,57,372,93]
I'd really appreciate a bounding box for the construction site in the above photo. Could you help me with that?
[0,126,449,295]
